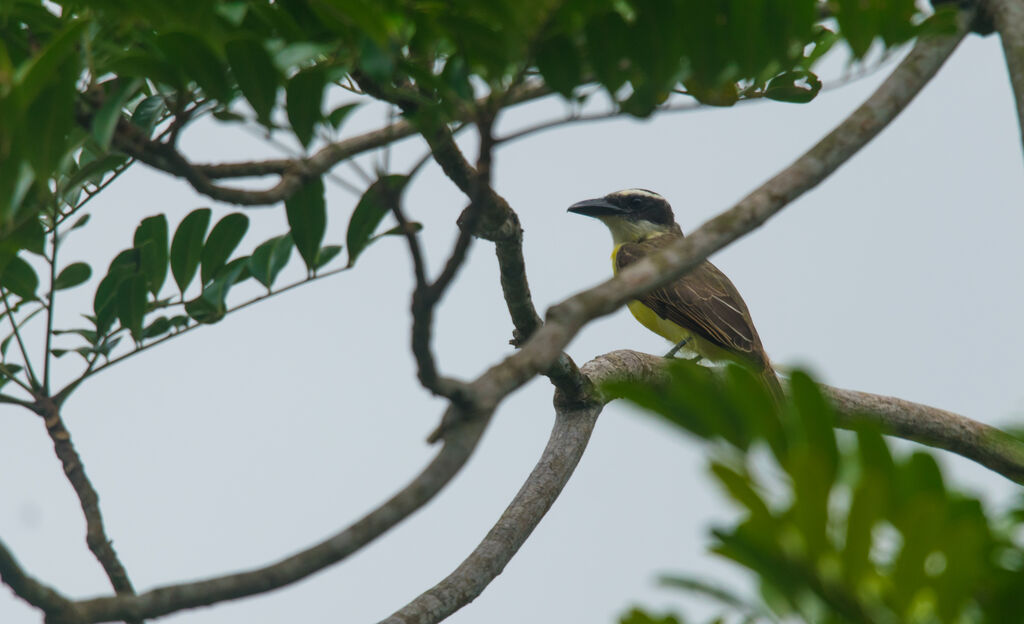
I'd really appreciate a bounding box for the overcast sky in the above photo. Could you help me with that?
[2,31,1023,624]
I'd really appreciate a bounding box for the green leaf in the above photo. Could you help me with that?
[226,38,280,125]
[1,256,38,300]
[358,37,393,84]
[142,316,172,340]
[155,32,232,102]
[200,213,249,285]
[248,233,293,289]
[286,67,326,148]
[186,260,247,325]
[286,178,326,272]
[15,20,87,108]
[53,262,91,290]
[92,78,142,150]
[134,214,169,295]
[52,328,98,345]
[1,217,45,256]
[326,103,359,130]
[131,95,167,136]
[764,70,822,104]
[170,208,212,293]
[373,221,422,239]
[346,175,407,266]
[314,244,342,270]
[116,274,148,342]
[535,34,582,98]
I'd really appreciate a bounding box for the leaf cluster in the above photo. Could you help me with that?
[608,362,1024,623]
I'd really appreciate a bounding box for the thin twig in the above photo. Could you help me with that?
[69,407,492,623]
[33,398,139,603]
[2,290,39,389]
[43,206,58,393]
[55,265,353,404]
[984,0,1024,154]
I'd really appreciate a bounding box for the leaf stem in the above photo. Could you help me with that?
[1,290,39,390]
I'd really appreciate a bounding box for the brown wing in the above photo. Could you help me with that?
[616,238,765,363]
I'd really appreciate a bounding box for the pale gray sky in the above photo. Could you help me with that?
[2,33,1023,623]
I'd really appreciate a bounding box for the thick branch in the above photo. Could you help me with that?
[592,350,1024,485]
[104,83,551,207]
[71,411,490,623]
[35,399,138,602]
[984,0,1024,154]
[0,538,73,615]
[427,19,970,442]
[379,355,622,624]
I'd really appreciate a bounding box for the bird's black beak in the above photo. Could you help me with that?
[567,198,626,218]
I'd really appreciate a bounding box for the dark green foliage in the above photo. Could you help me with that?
[0,256,39,300]
[285,178,327,273]
[286,67,326,147]
[200,212,249,285]
[248,234,293,290]
[53,262,91,291]
[346,175,408,266]
[610,362,1024,622]
[171,208,212,294]
[134,215,169,296]
[226,37,280,126]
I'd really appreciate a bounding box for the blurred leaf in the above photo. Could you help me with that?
[286,178,326,273]
[92,78,142,150]
[131,95,167,137]
[248,233,293,290]
[764,70,822,104]
[326,103,359,130]
[346,175,407,266]
[142,315,171,340]
[358,37,393,83]
[200,213,249,285]
[53,262,91,291]
[619,608,683,624]
[155,32,231,102]
[133,214,169,296]
[15,19,87,107]
[170,208,212,293]
[0,256,38,300]
[535,34,582,98]
[286,67,325,148]
[226,38,279,125]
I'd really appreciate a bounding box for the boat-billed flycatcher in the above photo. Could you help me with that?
[569,189,783,401]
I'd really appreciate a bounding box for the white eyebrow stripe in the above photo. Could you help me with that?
[610,188,665,200]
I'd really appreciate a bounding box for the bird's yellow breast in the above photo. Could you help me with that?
[612,244,691,344]
[611,244,728,362]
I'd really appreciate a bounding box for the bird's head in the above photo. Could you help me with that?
[568,189,679,243]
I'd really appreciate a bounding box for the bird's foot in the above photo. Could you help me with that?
[663,338,690,359]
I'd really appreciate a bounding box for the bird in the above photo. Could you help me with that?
[568,188,783,402]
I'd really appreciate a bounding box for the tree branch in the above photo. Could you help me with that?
[70,409,491,623]
[102,83,551,207]
[590,350,1024,485]
[378,354,620,624]
[0,537,73,615]
[427,16,970,443]
[33,399,139,604]
[984,0,1024,154]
